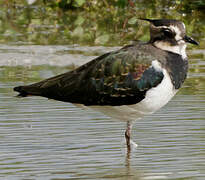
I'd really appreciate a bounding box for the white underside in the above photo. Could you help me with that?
[75,65,177,122]
[75,25,187,122]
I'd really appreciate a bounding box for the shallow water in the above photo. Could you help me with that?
[0,45,204,179]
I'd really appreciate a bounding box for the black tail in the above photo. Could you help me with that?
[13,85,42,97]
[14,86,28,97]
[13,70,73,98]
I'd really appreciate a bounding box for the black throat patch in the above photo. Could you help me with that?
[163,52,188,89]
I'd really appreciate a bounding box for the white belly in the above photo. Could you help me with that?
[75,69,177,122]
[130,68,177,115]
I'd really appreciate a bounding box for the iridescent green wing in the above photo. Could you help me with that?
[64,45,164,105]
[14,45,164,105]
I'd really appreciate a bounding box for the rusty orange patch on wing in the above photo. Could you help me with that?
[131,64,150,80]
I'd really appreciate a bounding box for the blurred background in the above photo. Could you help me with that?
[1,0,204,46]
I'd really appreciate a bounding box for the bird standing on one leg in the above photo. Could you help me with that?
[14,19,198,152]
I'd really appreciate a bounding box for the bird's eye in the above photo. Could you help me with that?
[163,29,173,38]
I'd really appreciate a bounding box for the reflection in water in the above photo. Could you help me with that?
[0,45,204,179]
[0,1,204,46]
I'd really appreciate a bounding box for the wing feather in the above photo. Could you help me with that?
[14,44,164,105]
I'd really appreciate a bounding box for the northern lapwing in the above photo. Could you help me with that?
[14,19,198,152]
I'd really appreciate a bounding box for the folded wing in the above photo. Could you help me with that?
[14,44,164,106]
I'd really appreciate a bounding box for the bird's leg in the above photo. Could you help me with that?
[125,121,132,153]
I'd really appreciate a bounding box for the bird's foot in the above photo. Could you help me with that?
[130,139,138,149]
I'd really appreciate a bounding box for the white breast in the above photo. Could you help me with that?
[77,61,177,122]
[132,68,177,115]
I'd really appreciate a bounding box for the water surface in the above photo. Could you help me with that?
[0,45,204,179]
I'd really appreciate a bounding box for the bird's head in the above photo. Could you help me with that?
[141,19,199,58]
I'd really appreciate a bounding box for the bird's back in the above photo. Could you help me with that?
[14,42,187,107]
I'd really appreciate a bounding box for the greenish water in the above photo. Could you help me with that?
[0,1,205,179]
[0,0,204,47]
[0,45,204,180]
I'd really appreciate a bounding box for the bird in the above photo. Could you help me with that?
[14,19,198,152]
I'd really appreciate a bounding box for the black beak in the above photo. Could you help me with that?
[139,18,153,22]
[184,35,199,45]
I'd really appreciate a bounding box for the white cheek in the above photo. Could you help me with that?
[175,34,182,41]
[179,44,187,59]
[182,22,186,30]
[170,25,182,41]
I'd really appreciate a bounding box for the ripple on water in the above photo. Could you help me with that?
[0,47,204,179]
